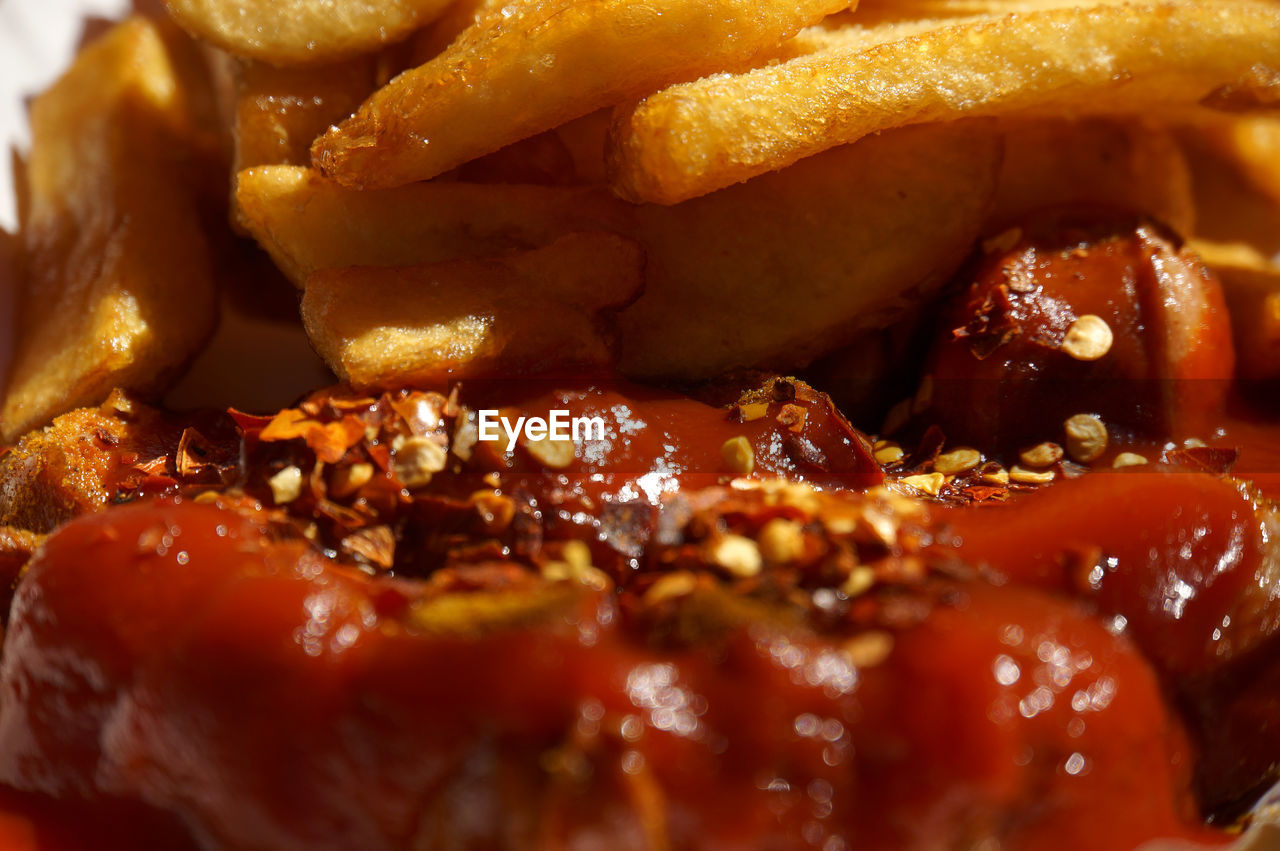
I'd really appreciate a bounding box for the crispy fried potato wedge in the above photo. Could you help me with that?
[853,0,1123,22]
[235,166,630,286]
[311,0,853,189]
[1192,240,1280,381]
[617,122,1000,378]
[450,131,579,186]
[1206,116,1280,207]
[989,119,1194,235]
[1182,124,1280,256]
[408,0,509,62]
[234,57,381,173]
[610,2,1280,204]
[301,233,644,388]
[1,18,216,442]
[246,123,997,379]
[162,0,453,65]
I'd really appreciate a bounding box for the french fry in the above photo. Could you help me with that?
[1192,240,1280,382]
[1206,116,1280,208]
[554,110,614,185]
[1,18,217,442]
[162,0,453,65]
[234,166,631,286]
[234,57,381,173]
[311,0,854,189]
[853,0,1123,23]
[450,131,579,186]
[301,233,644,388]
[989,118,1195,235]
[610,2,1280,204]
[616,122,1000,378]
[246,123,998,379]
[408,0,510,63]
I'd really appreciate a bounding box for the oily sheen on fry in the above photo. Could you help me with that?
[311,0,854,189]
[609,1,1280,204]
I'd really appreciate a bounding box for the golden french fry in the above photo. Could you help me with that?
[408,0,509,63]
[311,0,853,189]
[234,166,630,286]
[301,233,644,388]
[450,131,578,185]
[246,123,997,379]
[853,0,1122,23]
[554,110,613,185]
[617,121,1000,378]
[990,118,1195,235]
[1192,240,1280,381]
[610,2,1280,204]
[234,57,381,173]
[1,18,217,442]
[162,0,453,65]
[775,0,1127,61]
[1206,116,1280,207]
[1181,125,1280,257]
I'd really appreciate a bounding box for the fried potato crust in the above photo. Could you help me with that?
[312,0,854,189]
[610,2,1280,204]
[1,18,216,442]
[162,0,453,65]
[301,232,645,388]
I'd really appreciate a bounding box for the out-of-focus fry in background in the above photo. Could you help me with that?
[302,232,644,388]
[1,17,216,442]
[162,0,455,64]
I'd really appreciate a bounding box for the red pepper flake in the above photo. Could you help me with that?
[229,409,275,436]
[176,428,215,479]
[1167,446,1239,475]
[341,525,396,569]
[777,403,808,433]
[963,485,1009,503]
[389,392,447,435]
[260,410,367,464]
[136,457,170,476]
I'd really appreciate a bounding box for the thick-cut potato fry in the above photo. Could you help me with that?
[409,0,509,63]
[1207,116,1280,207]
[554,110,614,185]
[610,2,1280,204]
[234,57,381,173]
[1192,240,1280,381]
[162,0,453,65]
[989,119,1195,235]
[451,131,578,186]
[1,18,216,442]
[302,233,644,388]
[853,0,1121,23]
[1181,125,1280,257]
[617,121,999,377]
[245,123,998,379]
[311,0,854,189]
[235,166,630,286]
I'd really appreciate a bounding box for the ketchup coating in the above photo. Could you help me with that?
[455,380,883,501]
[939,471,1280,817]
[938,472,1280,679]
[0,498,1227,850]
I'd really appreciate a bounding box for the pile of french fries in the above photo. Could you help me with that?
[2,0,1279,441]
